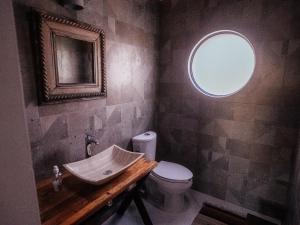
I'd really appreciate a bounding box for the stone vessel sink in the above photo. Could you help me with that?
[63,145,144,185]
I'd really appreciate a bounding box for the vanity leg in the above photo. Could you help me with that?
[116,192,133,216]
[134,193,153,225]
[116,174,153,225]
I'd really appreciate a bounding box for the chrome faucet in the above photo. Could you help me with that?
[86,134,99,157]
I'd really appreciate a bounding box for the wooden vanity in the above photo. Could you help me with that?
[37,158,157,225]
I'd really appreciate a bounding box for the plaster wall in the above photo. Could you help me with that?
[0,0,40,224]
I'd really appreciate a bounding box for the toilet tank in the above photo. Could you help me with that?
[132,131,157,161]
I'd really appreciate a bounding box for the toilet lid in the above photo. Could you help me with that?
[152,161,193,182]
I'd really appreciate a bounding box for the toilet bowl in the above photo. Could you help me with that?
[132,132,193,212]
[149,161,193,212]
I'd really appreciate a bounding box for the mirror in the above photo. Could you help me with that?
[55,36,94,84]
[36,11,106,103]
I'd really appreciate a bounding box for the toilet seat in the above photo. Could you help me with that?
[151,161,193,183]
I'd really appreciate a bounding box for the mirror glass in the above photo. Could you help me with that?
[55,35,95,84]
[188,30,255,97]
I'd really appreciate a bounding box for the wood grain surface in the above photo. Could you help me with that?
[37,158,157,225]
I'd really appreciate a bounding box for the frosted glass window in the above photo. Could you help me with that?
[188,30,256,97]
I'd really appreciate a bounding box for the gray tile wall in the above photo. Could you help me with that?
[157,0,300,220]
[13,0,159,179]
[12,0,300,221]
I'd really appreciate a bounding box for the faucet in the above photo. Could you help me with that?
[86,134,99,157]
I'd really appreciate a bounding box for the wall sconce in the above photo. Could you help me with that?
[60,0,85,10]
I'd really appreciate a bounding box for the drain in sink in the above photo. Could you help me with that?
[103,170,112,175]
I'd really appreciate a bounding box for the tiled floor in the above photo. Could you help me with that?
[102,189,202,225]
[102,189,281,225]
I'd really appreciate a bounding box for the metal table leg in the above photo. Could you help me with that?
[116,175,153,225]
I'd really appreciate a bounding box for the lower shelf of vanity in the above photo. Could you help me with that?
[37,158,157,225]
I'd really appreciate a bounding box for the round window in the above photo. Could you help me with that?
[188,30,256,97]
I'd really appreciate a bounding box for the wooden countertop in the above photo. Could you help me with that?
[37,158,157,225]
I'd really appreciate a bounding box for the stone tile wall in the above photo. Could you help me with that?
[157,0,300,220]
[13,0,159,179]
[12,0,300,221]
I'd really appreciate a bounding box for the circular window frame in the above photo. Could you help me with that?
[188,30,256,98]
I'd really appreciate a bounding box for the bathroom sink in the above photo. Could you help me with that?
[63,145,144,185]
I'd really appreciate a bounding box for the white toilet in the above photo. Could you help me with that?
[132,131,193,212]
